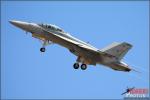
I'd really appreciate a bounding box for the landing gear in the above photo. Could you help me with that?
[40,47,45,52]
[40,41,48,52]
[73,63,79,69]
[81,64,87,70]
[73,63,87,70]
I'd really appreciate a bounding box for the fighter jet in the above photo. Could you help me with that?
[9,20,133,71]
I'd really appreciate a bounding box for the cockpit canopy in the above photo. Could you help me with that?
[39,23,64,32]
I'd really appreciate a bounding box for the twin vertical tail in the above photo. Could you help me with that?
[100,42,132,61]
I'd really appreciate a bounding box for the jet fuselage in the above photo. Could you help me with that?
[9,20,132,72]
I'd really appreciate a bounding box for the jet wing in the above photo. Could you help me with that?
[42,29,99,55]
[56,35,98,53]
[41,29,102,65]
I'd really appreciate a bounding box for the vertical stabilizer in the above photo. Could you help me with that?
[100,42,132,60]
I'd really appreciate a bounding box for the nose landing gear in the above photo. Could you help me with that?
[40,47,46,52]
[40,40,53,52]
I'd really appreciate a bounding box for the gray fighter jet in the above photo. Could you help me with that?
[9,20,133,71]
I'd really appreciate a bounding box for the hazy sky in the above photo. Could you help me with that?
[1,1,149,99]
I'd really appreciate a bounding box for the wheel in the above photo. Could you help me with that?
[81,64,87,70]
[40,47,45,52]
[73,63,79,69]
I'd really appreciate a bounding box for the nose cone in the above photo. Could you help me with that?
[9,20,30,31]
